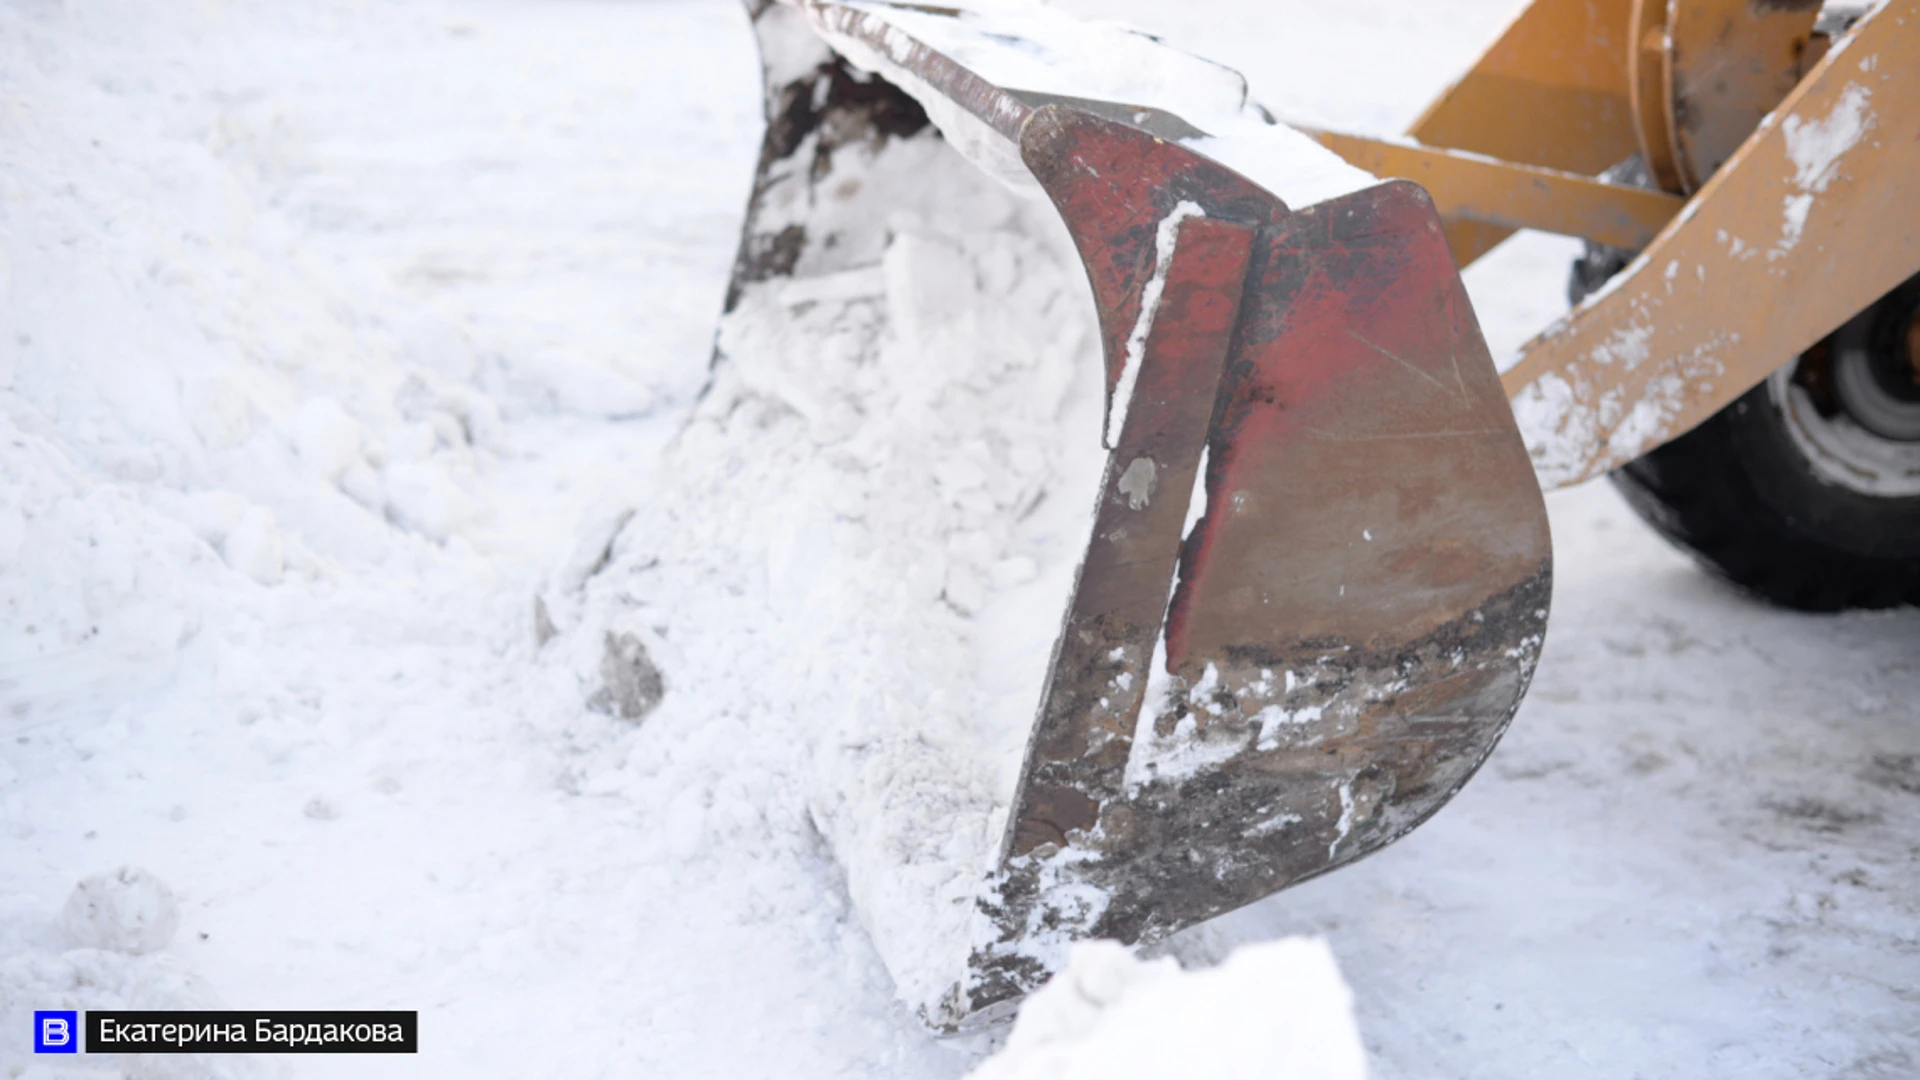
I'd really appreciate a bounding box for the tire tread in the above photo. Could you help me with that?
[1611,387,1920,613]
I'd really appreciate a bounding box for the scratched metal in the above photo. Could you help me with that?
[967,113,1552,1028]
[1006,107,1268,862]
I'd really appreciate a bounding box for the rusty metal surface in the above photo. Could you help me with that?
[1006,107,1270,859]
[1664,0,1822,191]
[1019,107,1283,442]
[963,112,1552,1027]
[1304,127,1684,250]
[1504,0,1920,488]
[1166,183,1550,675]
[996,102,1280,864]
[1007,215,1256,856]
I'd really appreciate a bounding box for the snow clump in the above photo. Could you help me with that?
[967,937,1367,1080]
[61,866,182,955]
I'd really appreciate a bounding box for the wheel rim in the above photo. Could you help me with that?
[1771,279,1920,497]
[1773,368,1920,497]
[1830,292,1920,441]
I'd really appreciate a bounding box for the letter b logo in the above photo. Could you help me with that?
[34,1011,78,1053]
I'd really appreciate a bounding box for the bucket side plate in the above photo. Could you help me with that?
[966,120,1552,1025]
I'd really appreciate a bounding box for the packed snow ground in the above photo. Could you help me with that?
[1,0,1916,1078]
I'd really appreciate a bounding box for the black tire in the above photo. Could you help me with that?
[1607,274,1920,612]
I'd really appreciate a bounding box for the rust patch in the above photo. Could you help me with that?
[964,136,1553,1028]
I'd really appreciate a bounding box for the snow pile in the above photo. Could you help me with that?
[1,871,273,1079]
[615,0,1382,1019]
[542,113,1111,1019]
[967,939,1367,1080]
[0,0,549,681]
[61,867,182,956]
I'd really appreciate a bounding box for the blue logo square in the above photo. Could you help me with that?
[34,1010,78,1054]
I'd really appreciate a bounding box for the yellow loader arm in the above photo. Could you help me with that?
[1305,0,1920,488]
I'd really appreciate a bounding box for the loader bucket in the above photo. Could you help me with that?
[720,0,1551,1030]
